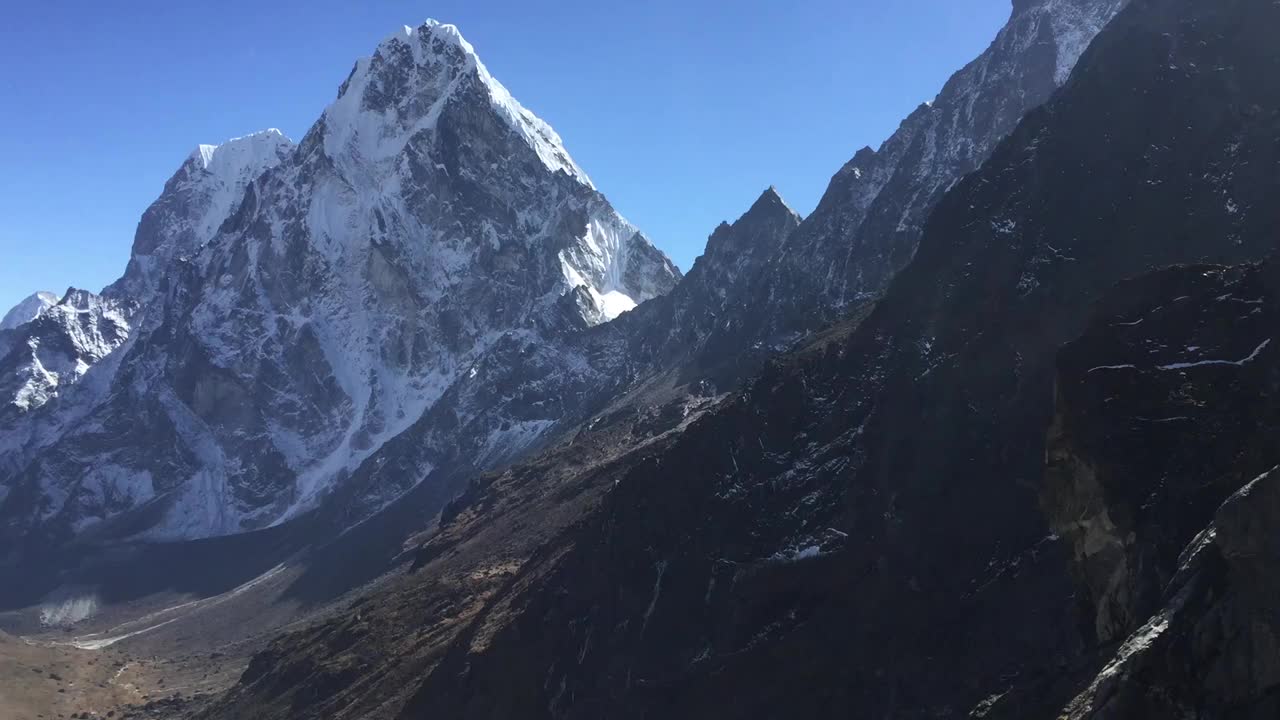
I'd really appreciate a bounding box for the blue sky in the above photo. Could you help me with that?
[0,0,1010,311]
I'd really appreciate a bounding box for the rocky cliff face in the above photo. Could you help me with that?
[1046,263,1280,648]
[0,288,136,554]
[1047,260,1280,718]
[0,20,679,544]
[737,0,1129,347]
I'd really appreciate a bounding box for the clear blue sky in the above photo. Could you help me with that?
[0,0,1011,311]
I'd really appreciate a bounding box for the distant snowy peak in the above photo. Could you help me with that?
[189,128,293,182]
[0,19,680,543]
[0,288,130,415]
[317,17,671,321]
[0,292,60,331]
[110,128,294,301]
[178,128,295,246]
[326,19,593,188]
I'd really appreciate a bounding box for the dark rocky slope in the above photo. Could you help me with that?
[387,0,1280,716]
[1048,260,1280,718]
[194,384,730,719]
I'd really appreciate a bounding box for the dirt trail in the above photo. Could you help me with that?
[43,563,289,651]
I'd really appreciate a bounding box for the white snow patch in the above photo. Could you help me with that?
[771,544,827,562]
[793,545,823,560]
[39,588,99,627]
[593,290,637,319]
[1086,364,1137,374]
[640,559,668,635]
[1159,339,1271,371]
[188,129,293,243]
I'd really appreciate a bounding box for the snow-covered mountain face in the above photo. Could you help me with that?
[0,128,295,538]
[0,292,59,332]
[0,290,130,413]
[323,187,800,525]
[0,20,678,543]
[108,129,294,304]
[0,290,132,475]
[742,0,1129,345]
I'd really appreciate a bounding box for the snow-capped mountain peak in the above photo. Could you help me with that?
[0,292,60,331]
[325,19,592,188]
[184,128,295,249]
[109,128,294,302]
[0,19,680,542]
[0,288,130,418]
[191,128,292,178]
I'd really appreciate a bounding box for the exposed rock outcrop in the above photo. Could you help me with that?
[1049,261,1280,718]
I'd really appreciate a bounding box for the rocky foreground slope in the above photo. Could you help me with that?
[1048,260,1280,718]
